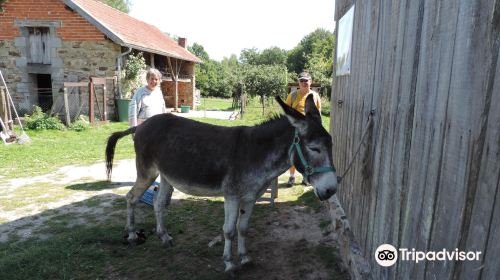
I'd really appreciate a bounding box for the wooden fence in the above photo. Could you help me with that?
[330,0,499,279]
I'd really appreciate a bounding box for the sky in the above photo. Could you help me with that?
[129,0,335,61]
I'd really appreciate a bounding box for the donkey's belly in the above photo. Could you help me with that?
[165,176,223,197]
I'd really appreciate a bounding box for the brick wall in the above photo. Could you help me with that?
[0,0,105,41]
[161,80,194,109]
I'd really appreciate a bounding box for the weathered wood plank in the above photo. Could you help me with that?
[332,0,499,279]
[397,0,461,278]
[63,82,88,87]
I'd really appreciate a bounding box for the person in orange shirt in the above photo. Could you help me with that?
[285,71,321,187]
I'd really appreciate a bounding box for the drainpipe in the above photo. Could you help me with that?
[117,46,132,99]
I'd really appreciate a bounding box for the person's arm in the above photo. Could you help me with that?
[285,92,293,106]
[128,90,139,126]
[159,91,167,114]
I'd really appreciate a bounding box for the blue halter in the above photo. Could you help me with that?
[288,130,336,179]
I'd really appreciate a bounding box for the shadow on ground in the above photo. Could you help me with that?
[0,180,350,280]
[66,180,135,191]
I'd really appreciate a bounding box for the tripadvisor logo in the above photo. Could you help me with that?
[375,244,398,267]
[375,244,482,267]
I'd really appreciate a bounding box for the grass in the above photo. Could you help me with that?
[196,97,235,111]
[0,96,347,279]
[0,122,134,180]
[0,97,331,181]
[0,180,349,280]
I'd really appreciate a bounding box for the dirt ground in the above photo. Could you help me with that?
[0,160,349,279]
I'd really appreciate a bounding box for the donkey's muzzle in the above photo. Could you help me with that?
[317,187,337,201]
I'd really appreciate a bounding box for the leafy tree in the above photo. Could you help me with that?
[259,47,288,65]
[240,48,260,65]
[0,0,8,13]
[99,0,130,13]
[242,64,288,113]
[240,47,287,66]
[287,28,333,75]
[188,43,210,61]
[122,53,146,98]
[221,54,239,68]
[191,29,335,102]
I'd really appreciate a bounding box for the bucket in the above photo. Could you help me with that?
[180,105,190,113]
[116,99,131,122]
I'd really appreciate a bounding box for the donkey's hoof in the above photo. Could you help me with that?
[123,231,139,245]
[240,255,253,267]
[224,261,237,273]
[160,236,174,248]
[162,239,174,248]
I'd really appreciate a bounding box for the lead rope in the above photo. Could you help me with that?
[338,109,375,183]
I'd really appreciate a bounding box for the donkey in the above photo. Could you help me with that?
[105,95,338,272]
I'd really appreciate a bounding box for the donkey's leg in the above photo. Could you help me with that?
[237,199,256,266]
[154,175,174,247]
[126,173,157,244]
[222,196,240,273]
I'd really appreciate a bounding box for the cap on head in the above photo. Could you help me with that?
[298,71,312,81]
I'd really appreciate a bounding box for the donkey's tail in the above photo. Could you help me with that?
[106,126,137,181]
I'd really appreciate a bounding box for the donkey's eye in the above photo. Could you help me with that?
[308,147,321,153]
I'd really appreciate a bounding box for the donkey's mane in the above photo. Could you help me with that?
[257,114,287,126]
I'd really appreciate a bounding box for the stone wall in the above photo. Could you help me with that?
[1,38,120,116]
[0,40,29,112]
[0,0,118,117]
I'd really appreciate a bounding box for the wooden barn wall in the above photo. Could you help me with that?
[331,0,499,279]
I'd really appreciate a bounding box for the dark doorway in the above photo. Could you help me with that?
[37,74,52,112]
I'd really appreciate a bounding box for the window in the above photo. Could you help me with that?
[336,5,354,76]
[28,27,51,64]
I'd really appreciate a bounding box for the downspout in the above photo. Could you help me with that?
[117,46,132,99]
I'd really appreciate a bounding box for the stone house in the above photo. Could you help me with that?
[0,0,202,119]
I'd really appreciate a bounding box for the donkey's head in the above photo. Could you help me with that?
[276,95,338,201]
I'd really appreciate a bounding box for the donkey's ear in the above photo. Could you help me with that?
[305,94,322,124]
[275,96,307,132]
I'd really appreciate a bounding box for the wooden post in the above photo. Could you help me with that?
[63,87,71,126]
[89,80,94,124]
[102,84,107,121]
[113,76,118,120]
[0,87,11,131]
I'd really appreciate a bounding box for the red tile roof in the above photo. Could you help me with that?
[64,0,202,63]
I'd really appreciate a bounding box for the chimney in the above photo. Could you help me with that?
[178,37,187,48]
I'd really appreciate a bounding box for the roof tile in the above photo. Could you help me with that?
[65,0,202,63]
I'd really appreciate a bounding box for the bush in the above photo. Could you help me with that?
[69,116,91,132]
[24,106,65,130]
[122,53,146,98]
[320,96,331,116]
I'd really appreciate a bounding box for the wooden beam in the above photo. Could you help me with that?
[89,80,94,124]
[63,87,71,126]
[63,82,88,87]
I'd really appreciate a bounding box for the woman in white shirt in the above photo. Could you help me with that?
[128,68,166,126]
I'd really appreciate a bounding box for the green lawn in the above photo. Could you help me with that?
[0,123,134,180]
[0,97,331,180]
[0,98,347,280]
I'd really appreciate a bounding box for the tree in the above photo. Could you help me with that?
[259,47,287,66]
[287,28,334,74]
[99,0,130,13]
[121,52,146,98]
[188,43,210,61]
[0,0,7,13]
[240,48,260,65]
[242,64,288,114]
[240,47,287,66]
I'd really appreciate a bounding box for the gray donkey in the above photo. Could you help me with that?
[105,95,338,272]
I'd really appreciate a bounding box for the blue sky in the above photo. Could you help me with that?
[129,0,335,61]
